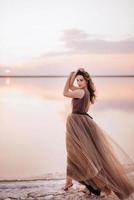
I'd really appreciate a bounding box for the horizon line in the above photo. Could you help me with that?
[0,75,134,78]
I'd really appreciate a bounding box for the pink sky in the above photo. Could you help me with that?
[0,0,134,75]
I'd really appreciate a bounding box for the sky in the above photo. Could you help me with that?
[0,0,134,75]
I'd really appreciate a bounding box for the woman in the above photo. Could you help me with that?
[62,68,134,199]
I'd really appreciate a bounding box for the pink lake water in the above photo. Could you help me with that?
[0,77,134,180]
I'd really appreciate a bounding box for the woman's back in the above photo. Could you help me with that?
[71,88,90,113]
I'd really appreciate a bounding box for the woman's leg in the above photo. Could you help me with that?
[63,176,73,190]
[66,176,73,184]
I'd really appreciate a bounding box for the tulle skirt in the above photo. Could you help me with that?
[65,112,134,199]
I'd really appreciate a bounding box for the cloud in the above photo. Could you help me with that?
[1,29,134,76]
[61,29,134,54]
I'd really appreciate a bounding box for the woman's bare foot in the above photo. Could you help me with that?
[79,187,91,195]
[100,188,112,198]
[63,182,73,191]
[62,177,73,191]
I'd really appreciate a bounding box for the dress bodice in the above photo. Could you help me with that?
[71,88,90,113]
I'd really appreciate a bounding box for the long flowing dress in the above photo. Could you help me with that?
[65,87,134,199]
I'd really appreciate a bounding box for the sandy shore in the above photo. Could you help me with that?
[0,173,134,200]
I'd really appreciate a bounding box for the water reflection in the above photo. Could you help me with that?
[0,77,134,180]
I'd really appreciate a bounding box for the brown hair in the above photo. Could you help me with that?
[75,70,97,104]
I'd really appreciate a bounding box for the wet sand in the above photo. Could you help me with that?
[0,173,133,200]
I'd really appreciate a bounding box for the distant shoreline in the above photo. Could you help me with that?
[0,172,66,182]
[0,75,134,78]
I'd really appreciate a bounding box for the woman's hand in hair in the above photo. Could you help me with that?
[69,67,85,78]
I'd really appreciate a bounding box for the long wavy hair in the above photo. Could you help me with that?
[75,70,97,104]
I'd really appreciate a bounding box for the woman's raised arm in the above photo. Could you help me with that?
[69,68,85,91]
